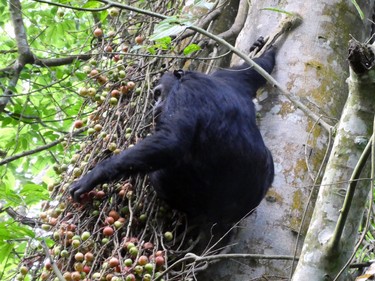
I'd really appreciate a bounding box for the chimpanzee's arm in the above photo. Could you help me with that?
[210,49,275,98]
[70,117,195,201]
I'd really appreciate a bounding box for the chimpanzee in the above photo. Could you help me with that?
[70,43,275,224]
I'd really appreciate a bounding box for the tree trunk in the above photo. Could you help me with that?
[201,0,375,280]
[292,41,375,281]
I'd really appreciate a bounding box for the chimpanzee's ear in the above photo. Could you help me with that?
[173,69,185,79]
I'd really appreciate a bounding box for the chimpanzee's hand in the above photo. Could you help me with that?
[70,172,100,202]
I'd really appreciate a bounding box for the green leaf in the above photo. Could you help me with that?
[156,36,172,46]
[183,43,201,55]
[43,237,55,248]
[193,0,215,10]
[151,25,186,41]
[75,72,87,81]
[4,189,22,205]
[0,128,16,143]
[0,222,35,241]
[0,116,13,126]
[55,67,64,80]
[3,39,15,48]
[0,243,13,267]
[100,11,108,22]
[153,36,172,51]
[151,17,192,41]
[0,0,6,14]
[21,183,49,205]
[351,0,364,20]
[82,1,102,8]
[147,47,156,55]
[261,7,294,16]
[20,71,31,79]
[44,25,57,43]
[21,137,29,150]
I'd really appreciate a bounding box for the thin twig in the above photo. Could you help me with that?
[332,117,375,281]
[0,127,87,166]
[154,252,299,281]
[329,135,373,250]
[36,0,331,131]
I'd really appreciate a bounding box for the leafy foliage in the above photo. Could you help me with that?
[0,0,213,280]
[0,1,96,278]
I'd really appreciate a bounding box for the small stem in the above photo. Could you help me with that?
[329,135,373,251]
[0,127,88,166]
[154,253,299,281]
[35,0,330,131]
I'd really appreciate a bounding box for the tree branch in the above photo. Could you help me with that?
[0,0,28,113]
[33,1,331,132]
[328,40,375,251]
[1,207,39,227]
[9,0,33,65]
[177,0,223,41]
[34,54,92,67]
[329,135,373,250]
[0,127,87,166]
[154,253,299,281]
[292,39,375,280]
[0,1,92,113]
[207,0,249,46]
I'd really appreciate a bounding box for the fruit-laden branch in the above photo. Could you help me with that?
[154,253,299,281]
[36,0,331,132]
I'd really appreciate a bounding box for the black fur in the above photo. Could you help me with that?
[70,48,275,224]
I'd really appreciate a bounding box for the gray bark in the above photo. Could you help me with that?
[201,0,374,280]
[292,41,375,280]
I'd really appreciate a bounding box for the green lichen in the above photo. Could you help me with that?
[306,119,323,143]
[265,189,283,204]
[294,158,308,176]
[305,60,323,70]
[278,101,295,118]
[289,189,304,233]
[322,2,353,48]
[300,2,355,119]
[304,59,342,117]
